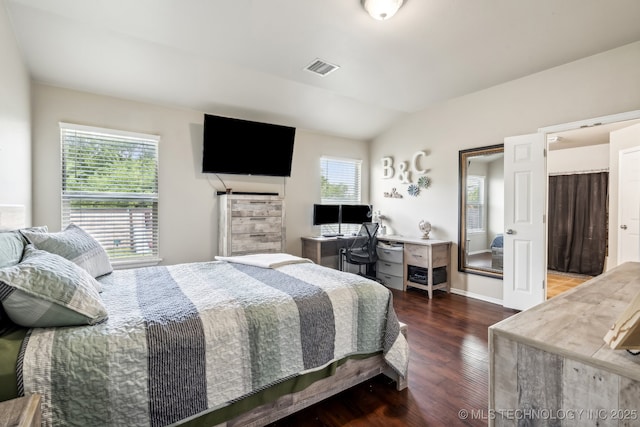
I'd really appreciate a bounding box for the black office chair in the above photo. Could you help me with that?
[344,222,379,278]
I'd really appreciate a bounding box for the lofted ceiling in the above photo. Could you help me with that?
[5,0,640,140]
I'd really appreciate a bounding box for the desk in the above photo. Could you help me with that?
[301,234,452,299]
[300,236,355,270]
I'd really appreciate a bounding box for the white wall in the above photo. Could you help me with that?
[0,3,31,224]
[370,41,640,303]
[31,84,369,265]
[547,144,609,175]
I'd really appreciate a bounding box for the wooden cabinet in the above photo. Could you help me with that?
[219,194,285,256]
[403,241,451,298]
[0,394,41,427]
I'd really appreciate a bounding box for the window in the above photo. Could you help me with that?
[466,175,485,233]
[320,156,362,235]
[60,123,160,265]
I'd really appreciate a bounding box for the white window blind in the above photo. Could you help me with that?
[320,156,362,235]
[466,175,485,233]
[60,123,160,263]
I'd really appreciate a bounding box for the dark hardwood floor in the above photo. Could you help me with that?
[271,288,518,426]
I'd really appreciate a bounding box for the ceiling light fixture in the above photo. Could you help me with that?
[361,0,405,20]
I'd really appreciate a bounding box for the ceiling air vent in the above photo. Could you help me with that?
[304,58,340,77]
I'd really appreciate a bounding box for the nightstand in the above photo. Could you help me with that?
[0,394,41,427]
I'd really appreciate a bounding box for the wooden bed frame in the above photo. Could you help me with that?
[215,322,408,427]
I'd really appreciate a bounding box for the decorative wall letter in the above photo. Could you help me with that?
[381,157,394,179]
[397,161,410,184]
[412,151,427,174]
[380,150,431,198]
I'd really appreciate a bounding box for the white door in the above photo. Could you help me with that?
[503,133,546,310]
[618,146,640,264]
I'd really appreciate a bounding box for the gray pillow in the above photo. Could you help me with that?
[0,231,25,269]
[0,226,48,269]
[0,245,108,327]
[21,224,112,278]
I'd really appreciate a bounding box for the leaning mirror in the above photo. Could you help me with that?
[458,144,504,279]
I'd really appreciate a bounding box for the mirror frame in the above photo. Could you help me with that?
[458,144,504,279]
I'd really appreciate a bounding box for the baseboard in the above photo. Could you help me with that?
[450,288,503,306]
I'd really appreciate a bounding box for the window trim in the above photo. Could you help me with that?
[466,174,486,234]
[60,122,161,267]
[319,156,363,235]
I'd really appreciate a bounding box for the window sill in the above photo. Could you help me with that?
[111,258,163,270]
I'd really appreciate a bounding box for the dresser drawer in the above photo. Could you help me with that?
[376,245,403,263]
[231,233,282,254]
[231,216,282,233]
[404,243,429,268]
[376,272,403,290]
[377,259,403,277]
[230,199,283,217]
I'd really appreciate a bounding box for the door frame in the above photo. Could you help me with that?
[502,109,640,308]
[617,145,640,264]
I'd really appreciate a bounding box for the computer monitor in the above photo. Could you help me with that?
[340,204,372,224]
[312,204,340,225]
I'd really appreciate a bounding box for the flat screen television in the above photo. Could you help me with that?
[340,204,372,224]
[202,114,296,177]
[313,204,340,225]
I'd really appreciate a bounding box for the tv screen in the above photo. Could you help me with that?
[202,114,296,177]
[340,204,372,224]
[313,204,340,225]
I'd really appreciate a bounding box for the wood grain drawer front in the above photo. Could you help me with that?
[230,200,283,217]
[431,244,450,268]
[232,234,282,254]
[377,260,403,277]
[404,244,429,268]
[376,246,403,263]
[231,216,282,234]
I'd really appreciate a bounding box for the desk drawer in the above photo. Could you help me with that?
[404,244,429,268]
[377,244,403,263]
[377,260,403,277]
[377,272,403,290]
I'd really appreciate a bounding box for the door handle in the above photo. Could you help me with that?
[621,225,628,230]
[506,229,514,235]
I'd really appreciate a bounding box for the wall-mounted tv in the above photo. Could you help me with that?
[202,114,296,177]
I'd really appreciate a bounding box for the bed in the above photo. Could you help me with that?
[0,227,409,427]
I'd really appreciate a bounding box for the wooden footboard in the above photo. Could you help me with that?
[216,322,408,427]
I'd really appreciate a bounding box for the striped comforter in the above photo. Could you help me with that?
[18,260,409,426]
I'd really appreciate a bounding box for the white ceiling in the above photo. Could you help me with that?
[5,0,640,140]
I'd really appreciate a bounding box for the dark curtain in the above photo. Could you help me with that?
[547,172,608,276]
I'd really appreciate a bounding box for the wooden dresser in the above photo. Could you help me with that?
[489,262,640,426]
[218,194,285,256]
